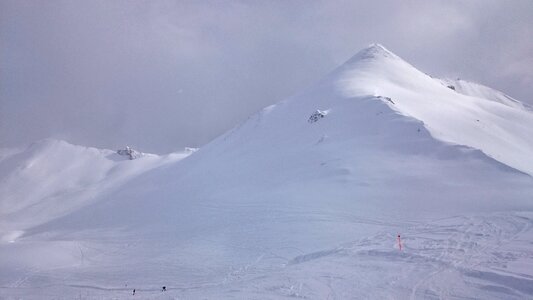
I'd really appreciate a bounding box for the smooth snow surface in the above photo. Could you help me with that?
[0,139,191,242]
[336,44,533,176]
[437,78,532,111]
[1,44,533,299]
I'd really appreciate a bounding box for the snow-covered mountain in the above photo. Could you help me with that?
[1,44,533,299]
[0,139,192,242]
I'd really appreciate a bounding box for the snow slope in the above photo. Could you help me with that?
[0,139,192,243]
[1,44,533,299]
[437,78,532,111]
[335,45,533,176]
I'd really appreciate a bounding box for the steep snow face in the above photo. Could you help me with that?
[0,139,191,243]
[2,45,533,299]
[336,44,533,175]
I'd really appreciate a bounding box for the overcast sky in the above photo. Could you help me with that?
[1,0,532,153]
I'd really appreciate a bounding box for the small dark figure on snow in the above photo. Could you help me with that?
[133,289,136,295]
[162,286,166,292]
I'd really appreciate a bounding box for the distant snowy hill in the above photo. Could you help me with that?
[0,139,192,242]
[1,44,533,299]
[437,78,532,111]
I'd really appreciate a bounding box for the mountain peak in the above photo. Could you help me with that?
[353,43,398,60]
[337,43,404,71]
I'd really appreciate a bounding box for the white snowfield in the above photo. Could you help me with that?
[1,44,533,299]
[0,140,192,243]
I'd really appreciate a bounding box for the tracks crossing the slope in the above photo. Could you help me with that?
[2,213,533,299]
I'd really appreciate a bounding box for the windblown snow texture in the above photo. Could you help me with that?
[1,44,533,299]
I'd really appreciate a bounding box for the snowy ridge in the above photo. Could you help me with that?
[437,78,532,111]
[337,44,533,176]
[1,44,533,299]
[0,139,192,243]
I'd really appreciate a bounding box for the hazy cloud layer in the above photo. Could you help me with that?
[1,0,532,153]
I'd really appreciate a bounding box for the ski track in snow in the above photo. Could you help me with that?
[2,213,533,299]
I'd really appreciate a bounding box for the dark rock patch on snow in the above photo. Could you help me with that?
[308,110,328,123]
[376,96,395,105]
[117,146,143,160]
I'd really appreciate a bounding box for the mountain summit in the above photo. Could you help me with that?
[2,44,533,299]
[348,43,400,61]
[333,44,533,175]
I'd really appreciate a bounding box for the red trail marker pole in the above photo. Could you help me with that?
[397,234,402,251]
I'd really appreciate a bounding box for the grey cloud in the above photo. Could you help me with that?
[1,0,531,153]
